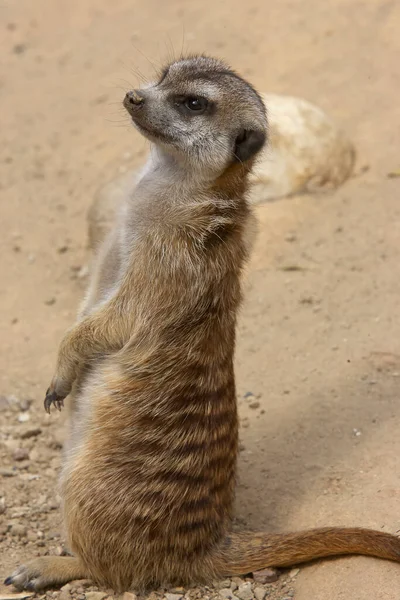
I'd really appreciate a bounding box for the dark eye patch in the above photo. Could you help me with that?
[171,94,214,116]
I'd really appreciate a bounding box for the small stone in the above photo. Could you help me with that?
[85,593,107,600]
[254,587,267,600]
[217,581,232,590]
[18,412,30,423]
[231,577,244,587]
[13,43,27,54]
[13,448,30,461]
[27,530,37,542]
[19,398,33,411]
[219,589,235,600]
[48,498,60,510]
[58,591,71,600]
[0,497,6,514]
[60,584,72,592]
[4,438,19,451]
[20,427,42,439]
[47,530,61,539]
[249,401,260,409]
[253,568,279,584]
[236,582,253,600]
[0,395,10,410]
[0,467,16,477]
[11,523,27,537]
[122,593,137,600]
[165,594,183,600]
[289,568,300,579]
[45,297,56,306]
[57,245,69,254]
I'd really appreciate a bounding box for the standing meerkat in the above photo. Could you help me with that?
[5,55,400,593]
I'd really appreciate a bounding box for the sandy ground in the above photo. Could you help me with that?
[1,0,400,598]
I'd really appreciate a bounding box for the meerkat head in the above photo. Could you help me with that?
[123,55,267,178]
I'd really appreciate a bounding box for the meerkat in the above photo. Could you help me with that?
[5,55,400,593]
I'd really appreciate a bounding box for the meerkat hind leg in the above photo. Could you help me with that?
[4,556,89,592]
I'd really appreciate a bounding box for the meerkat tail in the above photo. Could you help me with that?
[218,528,400,574]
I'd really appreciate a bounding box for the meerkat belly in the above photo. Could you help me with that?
[60,357,238,588]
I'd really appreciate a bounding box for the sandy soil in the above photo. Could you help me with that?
[1,0,400,598]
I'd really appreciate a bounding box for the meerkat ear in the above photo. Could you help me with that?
[234,129,266,163]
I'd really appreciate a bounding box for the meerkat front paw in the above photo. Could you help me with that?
[44,387,65,413]
[5,561,53,591]
[4,557,89,591]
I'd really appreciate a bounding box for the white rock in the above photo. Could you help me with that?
[250,93,355,203]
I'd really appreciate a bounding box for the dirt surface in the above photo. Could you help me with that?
[1,0,400,599]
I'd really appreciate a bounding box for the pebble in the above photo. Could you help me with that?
[13,448,30,461]
[236,582,253,600]
[0,395,11,410]
[253,568,279,584]
[231,578,245,587]
[122,593,137,600]
[27,530,37,542]
[19,398,33,411]
[84,593,107,600]
[58,591,71,600]
[18,412,30,423]
[249,401,260,409]
[0,467,16,477]
[70,579,92,589]
[0,497,6,514]
[219,589,235,600]
[254,587,268,600]
[10,523,27,537]
[289,568,300,579]
[216,581,232,590]
[20,427,42,439]
[165,594,183,600]
[48,498,60,510]
[13,43,27,54]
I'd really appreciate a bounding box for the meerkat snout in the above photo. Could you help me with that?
[123,90,145,114]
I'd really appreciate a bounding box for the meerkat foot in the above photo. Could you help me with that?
[44,387,65,413]
[4,556,89,591]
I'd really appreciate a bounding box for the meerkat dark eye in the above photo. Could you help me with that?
[184,96,208,113]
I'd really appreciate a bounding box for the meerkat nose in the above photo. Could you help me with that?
[124,90,145,107]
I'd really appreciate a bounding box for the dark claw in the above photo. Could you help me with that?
[4,577,13,585]
[44,389,65,414]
